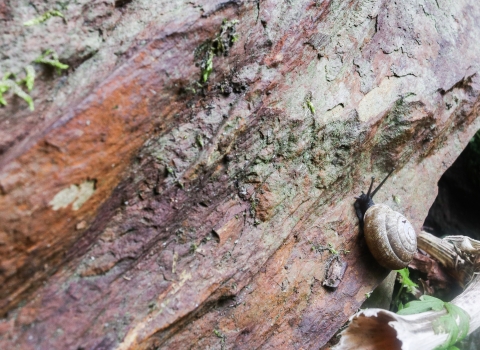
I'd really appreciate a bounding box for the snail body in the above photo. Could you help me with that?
[354,169,417,270]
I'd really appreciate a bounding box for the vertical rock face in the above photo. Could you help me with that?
[1,0,480,348]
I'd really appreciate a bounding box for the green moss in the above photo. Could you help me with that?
[23,65,35,91]
[311,242,349,255]
[306,100,315,114]
[213,329,225,339]
[0,73,34,111]
[198,19,239,83]
[24,10,65,26]
[189,243,197,254]
[202,51,214,82]
[35,49,69,74]
[196,133,204,148]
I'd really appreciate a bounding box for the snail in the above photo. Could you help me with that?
[354,169,417,270]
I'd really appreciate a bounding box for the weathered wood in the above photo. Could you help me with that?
[1,0,480,349]
[413,231,479,287]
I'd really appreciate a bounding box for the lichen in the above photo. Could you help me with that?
[49,180,96,211]
[0,49,69,111]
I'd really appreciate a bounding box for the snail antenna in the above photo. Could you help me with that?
[371,168,395,198]
[366,177,375,198]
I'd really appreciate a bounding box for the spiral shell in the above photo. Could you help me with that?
[363,204,417,270]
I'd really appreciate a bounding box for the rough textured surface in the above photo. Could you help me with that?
[1,0,480,349]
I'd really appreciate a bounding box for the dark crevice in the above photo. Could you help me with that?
[115,0,133,8]
[423,129,480,348]
[62,50,98,71]
[423,129,480,240]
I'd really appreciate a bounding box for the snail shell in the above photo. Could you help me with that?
[364,204,417,270]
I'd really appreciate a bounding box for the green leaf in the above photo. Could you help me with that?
[24,10,64,26]
[396,267,419,294]
[397,295,445,315]
[397,295,470,350]
[432,303,470,350]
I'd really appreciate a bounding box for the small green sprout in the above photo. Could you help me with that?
[198,19,239,83]
[0,73,34,111]
[327,243,338,255]
[34,49,69,74]
[213,328,227,348]
[310,241,349,256]
[24,10,64,26]
[397,268,418,294]
[196,134,204,148]
[393,194,401,204]
[0,82,9,106]
[306,100,315,114]
[190,243,198,254]
[304,91,316,114]
[202,51,214,83]
[213,329,223,338]
[393,268,419,311]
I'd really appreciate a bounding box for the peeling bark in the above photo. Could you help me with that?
[1,0,480,349]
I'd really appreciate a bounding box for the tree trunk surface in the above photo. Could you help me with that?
[1,0,480,349]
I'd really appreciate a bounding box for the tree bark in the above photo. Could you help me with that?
[1,0,480,349]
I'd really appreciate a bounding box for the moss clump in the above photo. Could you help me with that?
[306,100,315,114]
[197,19,239,83]
[24,10,64,26]
[1,49,69,111]
[34,49,69,74]
[0,72,34,111]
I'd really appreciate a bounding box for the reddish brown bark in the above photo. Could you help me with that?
[1,0,480,349]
